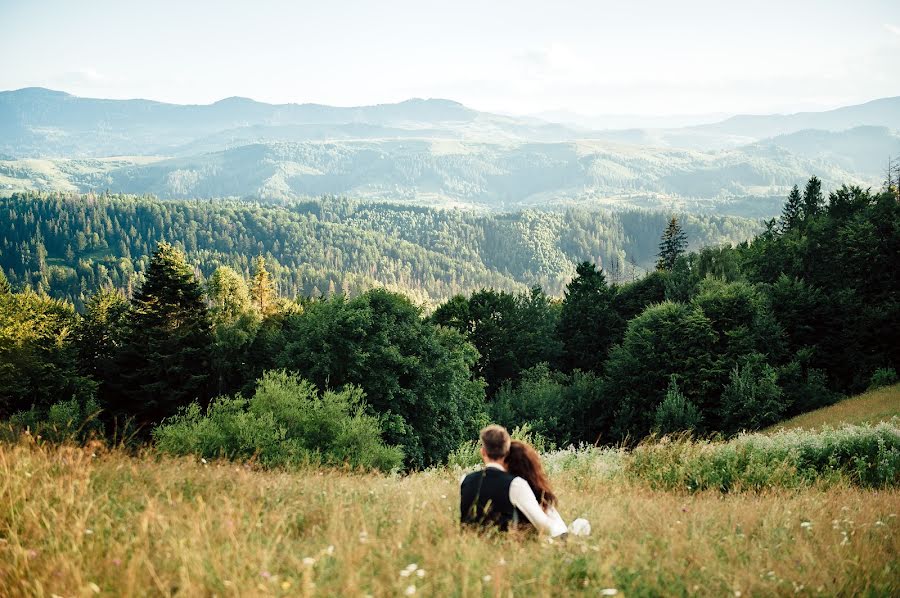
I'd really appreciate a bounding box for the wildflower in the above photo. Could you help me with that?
[359,531,369,543]
[281,581,292,590]
[85,528,94,535]
[325,545,335,555]
[303,557,316,566]
[260,571,271,579]
[875,520,885,526]
[405,563,418,572]
[601,590,618,596]
[88,582,101,594]
[416,569,426,578]
[400,570,411,577]
[800,521,812,529]
[483,575,492,582]
[404,585,416,596]
[201,458,208,464]
[112,558,122,567]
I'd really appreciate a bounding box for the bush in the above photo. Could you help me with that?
[5,397,104,443]
[152,370,403,472]
[626,420,900,491]
[719,353,787,432]
[869,368,898,390]
[653,376,702,435]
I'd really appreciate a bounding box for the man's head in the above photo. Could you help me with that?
[479,424,511,464]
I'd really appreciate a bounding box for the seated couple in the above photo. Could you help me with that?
[460,424,590,537]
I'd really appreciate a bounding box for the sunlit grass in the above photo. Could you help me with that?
[768,383,900,432]
[1,438,897,597]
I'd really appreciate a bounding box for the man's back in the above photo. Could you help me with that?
[460,467,518,531]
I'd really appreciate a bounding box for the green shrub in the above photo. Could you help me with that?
[653,376,702,435]
[5,397,104,443]
[152,370,403,472]
[720,353,786,432]
[869,368,898,390]
[626,420,900,491]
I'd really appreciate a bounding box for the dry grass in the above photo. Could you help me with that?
[768,384,900,433]
[1,439,898,597]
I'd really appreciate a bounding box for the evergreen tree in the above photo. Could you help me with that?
[780,185,803,232]
[556,261,623,373]
[250,256,276,315]
[656,217,688,271]
[0,269,10,295]
[207,266,251,323]
[109,242,211,426]
[801,176,824,220]
[76,289,129,382]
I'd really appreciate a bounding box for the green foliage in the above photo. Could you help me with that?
[780,185,802,232]
[6,397,103,443]
[432,287,561,396]
[719,354,786,432]
[0,192,759,307]
[207,266,251,322]
[152,370,403,471]
[653,376,702,435]
[626,421,900,491]
[107,242,212,426]
[557,262,623,373]
[277,288,487,467]
[490,364,606,446]
[869,368,898,390]
[656,217,688,271]
[605,301,718,442]
[0,289,96,418]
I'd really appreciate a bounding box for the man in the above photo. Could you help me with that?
[459,424,567,536]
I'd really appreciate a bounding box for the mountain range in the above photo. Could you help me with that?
[1,88,898,213]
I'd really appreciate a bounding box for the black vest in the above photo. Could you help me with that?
[460,467,530,531]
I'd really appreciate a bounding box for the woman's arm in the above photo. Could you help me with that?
[509,477,568,537]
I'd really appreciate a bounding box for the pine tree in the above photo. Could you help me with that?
[109,242,211,426]
[249,256,276,315]
[0,269,10,295]
[656,217,688,271]
[801,176,824,220]
[780,185,803,233]
[556,261,624,373]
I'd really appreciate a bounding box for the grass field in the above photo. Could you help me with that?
[1,435,898,597]
[767,384,900,432]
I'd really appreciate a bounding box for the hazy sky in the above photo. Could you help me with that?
[2,0,899,116]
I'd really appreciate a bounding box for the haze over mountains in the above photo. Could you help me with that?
[1,87,898,214]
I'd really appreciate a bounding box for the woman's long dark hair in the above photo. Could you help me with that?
[505,440,557,511]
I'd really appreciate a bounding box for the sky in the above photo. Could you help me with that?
[2,0,899,117]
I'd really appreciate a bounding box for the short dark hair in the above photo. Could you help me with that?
[480,424,511,460]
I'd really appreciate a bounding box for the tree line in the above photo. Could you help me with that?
[0,176,896,467]
[0,192,758,308]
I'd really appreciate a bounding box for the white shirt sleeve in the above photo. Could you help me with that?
[509,477,568,537]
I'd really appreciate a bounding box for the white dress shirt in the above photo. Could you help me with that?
[479,462,569,537]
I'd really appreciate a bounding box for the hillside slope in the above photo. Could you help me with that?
[767,383,900,432]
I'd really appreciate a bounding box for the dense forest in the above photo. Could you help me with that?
[0,192,758,306]
[1,176,897,469]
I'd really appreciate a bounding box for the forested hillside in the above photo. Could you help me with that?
[0,192,759,306]
[1,176,896,469]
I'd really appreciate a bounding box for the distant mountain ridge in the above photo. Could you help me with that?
[0,88,896,212]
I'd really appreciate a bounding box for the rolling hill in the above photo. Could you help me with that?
[0,88,895,213]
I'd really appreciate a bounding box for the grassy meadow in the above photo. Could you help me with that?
[2,425,898,597]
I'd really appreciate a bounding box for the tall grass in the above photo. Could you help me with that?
[626,421,900,492]
[2,435,898,597]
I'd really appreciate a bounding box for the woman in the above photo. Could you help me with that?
[505,440,591,537]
